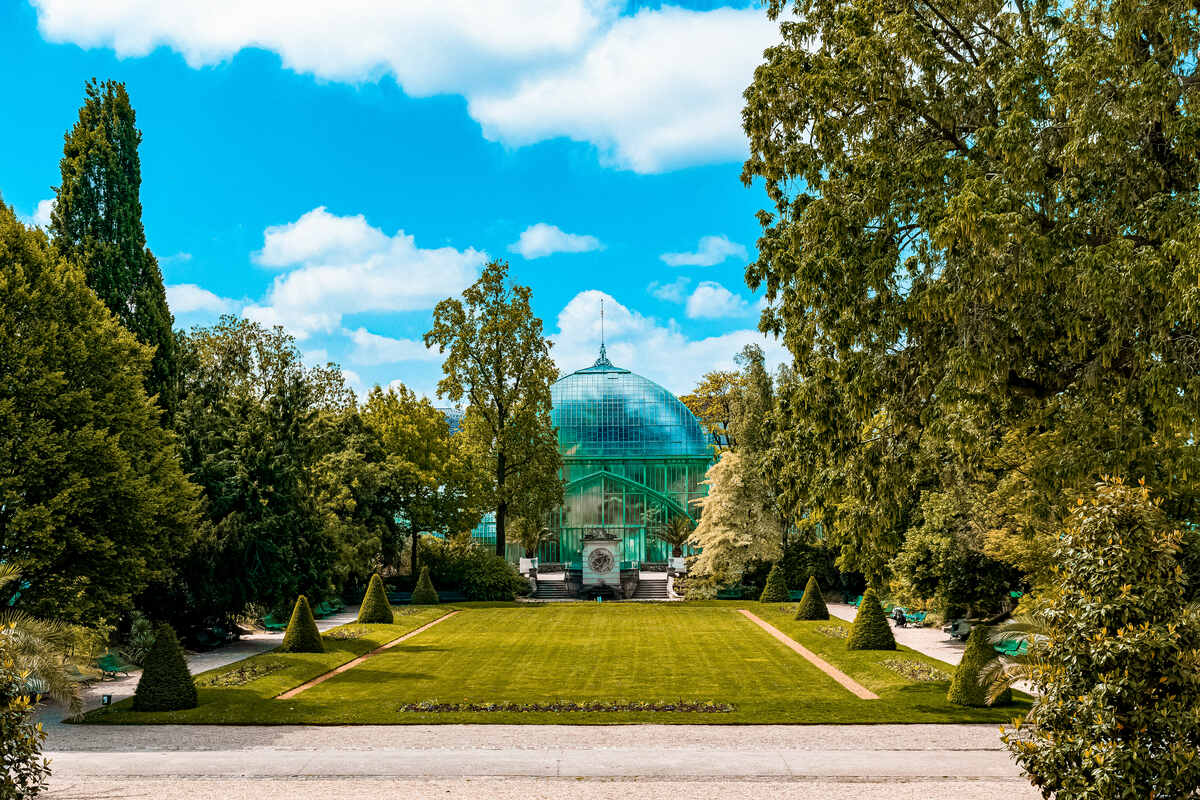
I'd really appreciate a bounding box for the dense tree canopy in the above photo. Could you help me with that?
[168,317,352,620]
[425,260,562,556]
[0,206,197,626]
[50,79,177,416]
[743,0,1200,585]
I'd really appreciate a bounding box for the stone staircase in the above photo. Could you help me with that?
[532,580,574,600]
[632,578,669,600]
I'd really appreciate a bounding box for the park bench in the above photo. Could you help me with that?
[993,637,1029,657]
[788,590,805,601]
[847,594,863,607]
[904,611,928,626]
[95,652,134,679]
[261,613,287,631]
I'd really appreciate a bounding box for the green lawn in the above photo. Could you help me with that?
[84,602,1028,725]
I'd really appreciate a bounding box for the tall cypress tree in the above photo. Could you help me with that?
[50,79,177,416]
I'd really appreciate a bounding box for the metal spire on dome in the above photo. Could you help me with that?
[594,298,613,367]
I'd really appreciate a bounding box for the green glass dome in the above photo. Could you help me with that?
[551,349,711,459]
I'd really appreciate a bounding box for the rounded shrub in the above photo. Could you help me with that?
[132,624,197,711]
[758,563,790,603]
[357,573,394,624]
[794,575,830,620]
[846,588,896,650]
[280,595,324,653]
[410,565,440,605]
[948,625,1010,706]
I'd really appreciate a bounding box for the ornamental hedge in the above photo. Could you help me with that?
[846,588,895,651]
[132,624,197,711]
[794,575,830,620]
[357,573,394,624]
[758,563,790,602]
[410,566,440,605]
[948,624,1009,707]
[280,595,324,653]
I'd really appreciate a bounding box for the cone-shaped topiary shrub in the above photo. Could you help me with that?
[132,624,197,711]
[948,624,1010,706]
[759,563,790,602]
[280,595,324,653]
[410,565,440,605]
[846,588,896,650]
[794,575,830,620]
[357,573,394,624]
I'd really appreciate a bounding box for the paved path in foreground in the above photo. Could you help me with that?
[43,724,1036,800]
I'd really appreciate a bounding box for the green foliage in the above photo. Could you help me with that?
[0,645,50,799]
[1002,479,1200,798]
[846,588,895,651]
[355,383,483,576]
[132,624,197,712]
[280,596,324,653]
[948,625,1009,707]
[49,79,177,415]
[357,574,393,625]
[679,370,743,453]
[410,566,440,605]
[758,564,789,602]
[742,0,1200,590]
[894,518,1020,618]
[689,451,782,587]
[425,260,563,556]
[124,611,157,665]
[169,317,351,623]
[0,205,197,627]
[794,575,829,621]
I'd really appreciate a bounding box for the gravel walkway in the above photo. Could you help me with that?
[828,602,968,664]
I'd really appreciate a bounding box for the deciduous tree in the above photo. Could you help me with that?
[0,206,196,626]
[425,260,562,557]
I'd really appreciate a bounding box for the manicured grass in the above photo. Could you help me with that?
[84,602,1028,725]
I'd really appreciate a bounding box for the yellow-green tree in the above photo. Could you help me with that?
[742,0,1200,587]
[425,260,562,557]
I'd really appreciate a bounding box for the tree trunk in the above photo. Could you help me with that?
[411,528,419,579]
[495,451,507,557]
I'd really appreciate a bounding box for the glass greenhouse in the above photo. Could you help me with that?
[471,347,713,566]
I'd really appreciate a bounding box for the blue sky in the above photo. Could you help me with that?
[2,0,787,398]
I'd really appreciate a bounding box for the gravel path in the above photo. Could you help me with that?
[828,602,968,664]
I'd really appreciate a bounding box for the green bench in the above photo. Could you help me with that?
[788,590,805,601]
[847,594,863,607]
[261,613,287,631]
[993,637,1029,657]
[95,652,134,679]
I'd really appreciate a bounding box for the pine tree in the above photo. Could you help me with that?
[846,588,895,650]
[50,79,177,415]
[794,575,829,620]
[758,563,789,602]
[948,625,1009,707]
[410,566,440,605]
[280,595,324,653]
[132,624,197,711]
[357,574,394,624]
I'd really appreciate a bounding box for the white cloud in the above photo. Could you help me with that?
[31,1,780,173]
[345,326,441,365]
[509,222,602,259]
[166,283,238,314]
[31,0,608,94]
[19,198,55,228]
[661,234,747,267]
[31,198,55,228]
[472,7,778,172]
[550,289,786,393]
[255,206,387,268]
[647,276,690,303]
[685,280,751,319]
[242,207,484,339]
[159,251,193,264]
